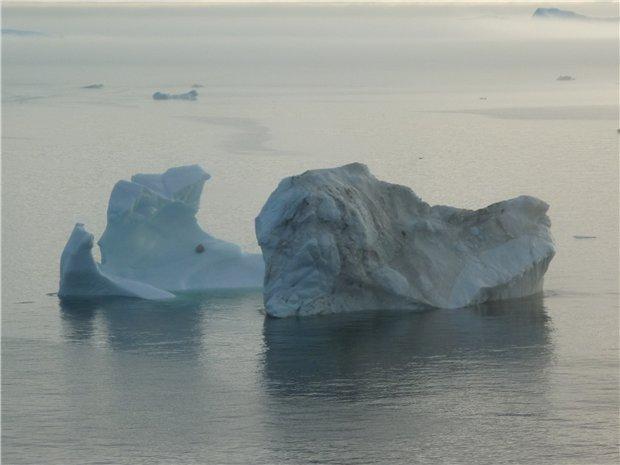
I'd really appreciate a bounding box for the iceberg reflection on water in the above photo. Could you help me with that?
[262,295,551,399]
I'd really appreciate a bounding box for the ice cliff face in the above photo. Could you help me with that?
[59,165,263,300]
[255,163,555,318]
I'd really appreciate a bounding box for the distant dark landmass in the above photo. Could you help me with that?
[533,8,618,22]
[556,75,575,81]
[82,84,104,89]
[2,28,47,37]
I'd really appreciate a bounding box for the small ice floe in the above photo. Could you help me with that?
[573,235,597,239]
[152,90,198,101]
[191,84,204,88]
[556,75,575,81]
[82,84,103,89]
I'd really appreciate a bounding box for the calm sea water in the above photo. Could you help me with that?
[2,3,619,464]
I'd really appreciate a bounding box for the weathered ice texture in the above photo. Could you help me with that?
[59,165,263,300]
[256,163,555,318]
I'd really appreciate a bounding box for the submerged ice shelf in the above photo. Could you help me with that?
[256,163,555,318]
[59,165,264,300]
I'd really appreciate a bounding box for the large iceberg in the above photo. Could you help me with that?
[59,165,263,300]
[255,163,555,318]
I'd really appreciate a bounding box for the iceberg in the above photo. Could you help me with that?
[59,165,263,300]
[532,8,618,22]
[255,163,555,318]
[152,90,198,101]
[533,8,588,20]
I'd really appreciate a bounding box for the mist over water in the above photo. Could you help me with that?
[2,3,619,464]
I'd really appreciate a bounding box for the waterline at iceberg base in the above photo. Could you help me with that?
[255,163,555,318]
[59,165,264,300]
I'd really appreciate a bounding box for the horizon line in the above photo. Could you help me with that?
[3,0,615,4]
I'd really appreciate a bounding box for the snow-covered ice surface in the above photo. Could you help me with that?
[59,165,264,299]
[256,163,555,317]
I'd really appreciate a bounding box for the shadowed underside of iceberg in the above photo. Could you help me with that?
[255,163,555,318]
[59,165,264,300]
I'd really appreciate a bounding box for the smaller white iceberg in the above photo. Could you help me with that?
[59,165,263,300]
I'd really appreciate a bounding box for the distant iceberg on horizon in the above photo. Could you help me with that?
[256,163,555,318]
[532,7,618,22]
[59,165,263,300]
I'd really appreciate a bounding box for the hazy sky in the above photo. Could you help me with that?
[2,0,614,3]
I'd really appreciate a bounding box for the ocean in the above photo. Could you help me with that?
[2,3,618,464]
